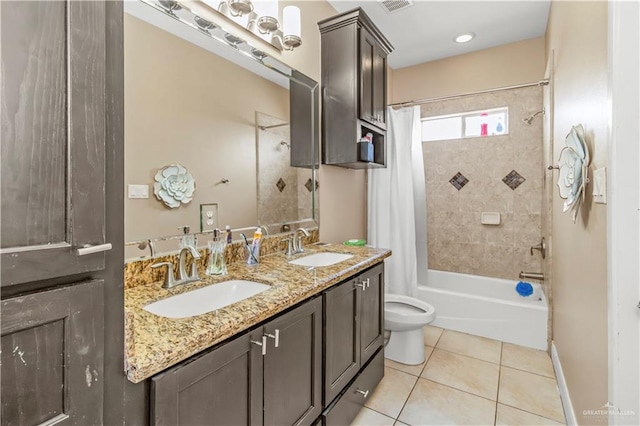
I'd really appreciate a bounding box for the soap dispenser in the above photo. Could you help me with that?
[206,229,227,276]
[178,225,196,249]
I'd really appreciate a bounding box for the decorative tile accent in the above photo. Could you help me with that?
[502,170,526,190]
[449,172,469,190]
[275,177,286,192]
[304,178,319,192]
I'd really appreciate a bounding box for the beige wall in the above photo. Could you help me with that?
[125,15,290,241]
[422,86,543,280]
[190,0,367,243]
[391,37,546,104]
[546,1,609,422]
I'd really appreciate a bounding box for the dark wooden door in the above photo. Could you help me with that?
[264,298,322,426]
[323,279,360,405]
[1,0,108,287]
[151,330,264,426]
[359,26,375,127]
[1,280,105,425]
[358,264,385,365]
[372,44,387,130]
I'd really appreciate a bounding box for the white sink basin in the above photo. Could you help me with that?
[144,280,270,319]
[288,252,354,267]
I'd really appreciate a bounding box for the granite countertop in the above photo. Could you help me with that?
[124,243,391,383]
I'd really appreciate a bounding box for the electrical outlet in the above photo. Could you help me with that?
[199,203,219,232]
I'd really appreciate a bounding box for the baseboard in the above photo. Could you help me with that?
[551,342,577,425]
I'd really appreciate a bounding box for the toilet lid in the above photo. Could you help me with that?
[386,301,425,314]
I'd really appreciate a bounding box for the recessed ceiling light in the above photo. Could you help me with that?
[454,33,476,43]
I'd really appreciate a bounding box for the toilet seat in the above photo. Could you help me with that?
[385,294,436,331]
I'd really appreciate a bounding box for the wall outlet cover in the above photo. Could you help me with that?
[199,203,219,232]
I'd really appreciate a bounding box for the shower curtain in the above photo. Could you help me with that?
[367,106,427,297]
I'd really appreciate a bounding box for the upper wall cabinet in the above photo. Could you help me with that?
[1,0,109,286]
[318,8,393,169]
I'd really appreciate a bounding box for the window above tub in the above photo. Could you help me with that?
[421,107,509,142]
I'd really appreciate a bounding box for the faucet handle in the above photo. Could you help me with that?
[151,262,176,288]
[282,237,295,256]
[189,260,201,280]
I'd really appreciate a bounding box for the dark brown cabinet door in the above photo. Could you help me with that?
[264,298,322,426]
[359,27,387,131]
[151,331,264,426]
[359,27,375,127]
[1,0,108,287]
[1,280,105,426]
[358,264,385,365]
[372,44,387,130]
[323,279,360,405]
[323,263,385,407]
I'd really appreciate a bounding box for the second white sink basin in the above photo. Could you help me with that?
[144,280,270,319]
[288,252,354,267]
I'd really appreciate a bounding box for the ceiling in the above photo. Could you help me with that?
[327,1,551,69]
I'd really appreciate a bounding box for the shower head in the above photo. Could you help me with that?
[280,141,290,150]
[522,109,545,124]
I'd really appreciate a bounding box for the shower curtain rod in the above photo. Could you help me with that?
[389,79,549,108]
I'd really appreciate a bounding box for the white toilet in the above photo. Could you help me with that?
[385,294,436,365]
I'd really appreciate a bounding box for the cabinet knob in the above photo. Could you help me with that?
[355,281,366,291]
[251,335,268,356]
[355,388,369,398]
[264,329,280,348]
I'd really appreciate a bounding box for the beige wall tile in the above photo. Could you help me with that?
[423,86,543,280]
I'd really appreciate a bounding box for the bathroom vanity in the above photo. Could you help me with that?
[125,244,389,425]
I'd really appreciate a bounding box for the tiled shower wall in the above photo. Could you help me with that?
[422,86,543,280]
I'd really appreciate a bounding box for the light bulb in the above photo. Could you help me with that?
[283,5,300,38]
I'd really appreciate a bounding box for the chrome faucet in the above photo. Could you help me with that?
[150,245,201,289]
[519,271,545,281]
[293,228,310,254]
[178,245,201,283]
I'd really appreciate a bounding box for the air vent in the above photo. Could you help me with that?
[378,0,414,14]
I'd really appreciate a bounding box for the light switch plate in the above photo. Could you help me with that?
[593,167,607,204]
[128,184,149,199]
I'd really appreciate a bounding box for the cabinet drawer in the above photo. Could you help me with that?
[322,348,384,426]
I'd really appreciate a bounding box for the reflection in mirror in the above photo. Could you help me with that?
[123,0,318,260]
[256,113,319,232]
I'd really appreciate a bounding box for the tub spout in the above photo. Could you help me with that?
[519,271,545,281]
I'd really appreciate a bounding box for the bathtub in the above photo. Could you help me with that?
[417,270,548,350]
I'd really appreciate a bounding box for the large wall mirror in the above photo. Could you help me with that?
[124,0,319,259]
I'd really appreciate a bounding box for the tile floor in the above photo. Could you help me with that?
[352,326,566,426]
